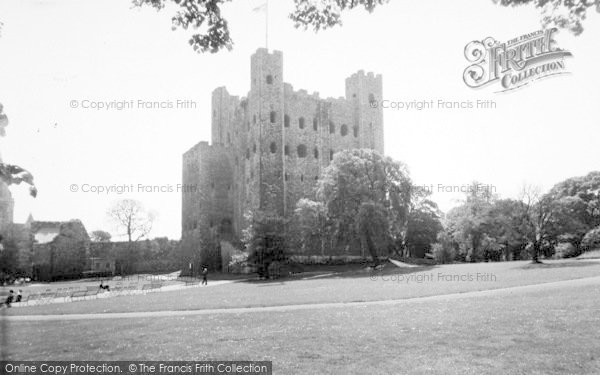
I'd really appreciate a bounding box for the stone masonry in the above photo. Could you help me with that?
[182,48,383,258]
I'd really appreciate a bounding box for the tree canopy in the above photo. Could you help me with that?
[133,0,599,53]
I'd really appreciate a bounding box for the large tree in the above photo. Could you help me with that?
[0,103,36,197]
[316,149,412,261]
[133,0,598,53]
[107,199,155,242]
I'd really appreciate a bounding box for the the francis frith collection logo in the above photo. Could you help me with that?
[463,28,573,92]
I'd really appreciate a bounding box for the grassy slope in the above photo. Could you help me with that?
[3,278,599,374]
[5,259,600,316]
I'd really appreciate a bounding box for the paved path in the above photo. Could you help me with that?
[4,275,600,322]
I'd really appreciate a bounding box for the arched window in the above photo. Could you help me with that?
[329,150,334,161]
[340,124,348,136]
[299,117,305,129]
[284,114,290,128]
[313,148,319,159]
[353,125,359,137]
[284,145,289,156]
[297,144,307,158]
[266,75,273,84]
[270,142,277,154]
[313,118,318,131]
[329,121,335,134]
[270,111,276,123]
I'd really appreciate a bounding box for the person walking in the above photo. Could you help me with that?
[201,267,208,285]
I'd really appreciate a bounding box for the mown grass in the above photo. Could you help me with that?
[5,259,600,316]
[3,276,599,374]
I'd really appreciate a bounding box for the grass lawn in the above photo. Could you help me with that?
[2,274,599,374]
[5,259,600,316]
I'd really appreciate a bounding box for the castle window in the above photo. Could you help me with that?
[266,74,273,84]
[285,173,290,181]
[369,93,376,104]
[299,117,305,129]
[253,143,257,153]
[330,150,334,161]
[270,142,277,154]
[340,124,348,136]
[352,93,356,98]
[246,149,250,159]
[353,125,359,137]
[300,174,304,182]
[270,111,276,123]
[313,148,319,159]
[253,114,256,124]
[235,156,239,166]
[211,182,215,189]
[284,114,290,128]
[329,121,335,134]
[227,132,231,144]
[313,118,318,131]
[297,144,307,158]
[284,145,289,156]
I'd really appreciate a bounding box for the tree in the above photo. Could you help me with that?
[0,103,37,197]
[290,198,328,255]
[517,185,587,263]
[316,149,412,261]
[133,0,598,53]
[494,0,600,36]
[444,181,496,262]
[243,210,287,278]
[581,226,600,252]
[133,0,391,53]
[107,199,155,242]
[90,230,112,242]
[404,189,443,258]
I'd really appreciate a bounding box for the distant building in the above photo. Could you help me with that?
[29,219,90,281]
[181,48,384,262]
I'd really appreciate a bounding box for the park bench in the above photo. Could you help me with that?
[70,290,88,301]
[141,283,162,293]
[38,291,57,304]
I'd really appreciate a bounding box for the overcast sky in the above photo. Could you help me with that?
[0,0,599,240]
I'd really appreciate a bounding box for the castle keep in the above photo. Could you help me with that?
[182,48,383,257]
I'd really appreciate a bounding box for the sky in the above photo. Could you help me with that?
[0,0,599,240]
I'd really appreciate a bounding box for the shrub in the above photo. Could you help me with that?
[554,242,579,259]
[432,243,454,264]
[581,226,600,252]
